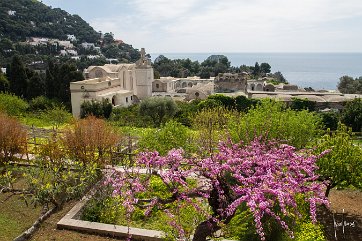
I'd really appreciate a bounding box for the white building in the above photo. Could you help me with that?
[67,34,77,41]
[70,48,153,117]
[81,42,95,49]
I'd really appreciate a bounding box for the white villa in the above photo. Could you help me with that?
[70,48,153,117]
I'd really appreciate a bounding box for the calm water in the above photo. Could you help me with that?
[151,53,362,90]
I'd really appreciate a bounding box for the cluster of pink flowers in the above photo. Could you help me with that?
[107,138,328,240]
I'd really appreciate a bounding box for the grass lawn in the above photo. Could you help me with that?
[0,192,42,241]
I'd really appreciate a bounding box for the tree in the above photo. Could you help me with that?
[337,76,362,94]
[62,116,120,166]
[227,99,321,149]
[139,97,178,127]
[252,62,261,77]
[45,60,58,99]
[315,124,362,196]
[0,70,9,92]
[272,71,288,84]
[80,99,113,119]
[8,55,28,97]
[290,97,316,111]
[107,138,328,241]
[0,113,27,174]
[27,72,45,100]
[341,98,362,132]
[0,92,29,116]
[260,63,271,75]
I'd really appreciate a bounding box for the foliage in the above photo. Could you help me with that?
[139,97,178,127]
[290,98,316,111]
[138,120,196,156]
[0,70,9,92]
[341,98,362,132]
[40,106,73,128]
[0,92,29,116]
[8,55,28,97]
[110,104,153,127]
[0,0,100,42]
[0,113,27,174]
[107,138,328,241]
[234,95,260,112]
[62,116,120,166]
[319,111,340,131]
[25,133,99,208]
[192,107,237,155]
[26,72,45,100]
[228,99,322,149]
[29,95,60,111]
[207,94,235,109]
[337,76,362,94]
[80,99,113,119]
[269,71,288,84]
[314,124,362,196]
[173,99,201,127]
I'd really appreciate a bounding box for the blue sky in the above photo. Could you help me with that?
[41,0,362,53]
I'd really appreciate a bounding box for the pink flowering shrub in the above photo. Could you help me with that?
[106,138,328,241]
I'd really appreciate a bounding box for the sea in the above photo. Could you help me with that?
[150,53,362,90]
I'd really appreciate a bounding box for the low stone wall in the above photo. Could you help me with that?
[57,196,164,241]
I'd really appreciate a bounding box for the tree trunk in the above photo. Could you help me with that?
[13,206,57,241]
[192,219,219,241]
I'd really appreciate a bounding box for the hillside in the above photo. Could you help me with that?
[0,0,99,43]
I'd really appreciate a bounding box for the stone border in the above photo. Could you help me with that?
[57,196,164,241]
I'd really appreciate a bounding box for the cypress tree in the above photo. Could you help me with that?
[27,72,45,100]
[9,55,28,97]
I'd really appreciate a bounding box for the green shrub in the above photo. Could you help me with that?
[0,92,28,116]
[138,120,196,155]
[29,96,60,111]
[81,99,113,119]
[227,99,321,148]
[139,97,178,127]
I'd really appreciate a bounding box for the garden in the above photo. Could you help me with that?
[0,92,361,241]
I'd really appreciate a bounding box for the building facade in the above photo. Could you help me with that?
[70,48,153,117]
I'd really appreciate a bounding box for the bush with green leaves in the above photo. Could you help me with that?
[315,124,362,196]
[227,99,322,148]
[139,97,178,127]
[80,99,113,119]
[139,120,196,156]
[0,92,28,116]
[341,98,362,132]
[319,111,340,131]
[28,96,61,111]
[290,98,316,111]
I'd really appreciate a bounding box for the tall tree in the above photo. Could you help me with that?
[45,60,58,99]
[8,55,28,98]
[57,63,84,103]
[0,70,9,92]
[252,62,261,77]
[260,62,271,75]
[27,72,45,100]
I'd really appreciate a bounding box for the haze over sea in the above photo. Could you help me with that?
[151,53,362,90]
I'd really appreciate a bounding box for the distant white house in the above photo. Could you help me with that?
[67,34,77,41]
[57,40,73,49]
[7,10,16,16]
[1,68,6,74]
[66,49,78,56]
[81,42,95,49]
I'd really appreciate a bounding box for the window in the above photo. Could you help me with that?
[131,96,133,100]
[156,84,159,88]
[126,97,128,103]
